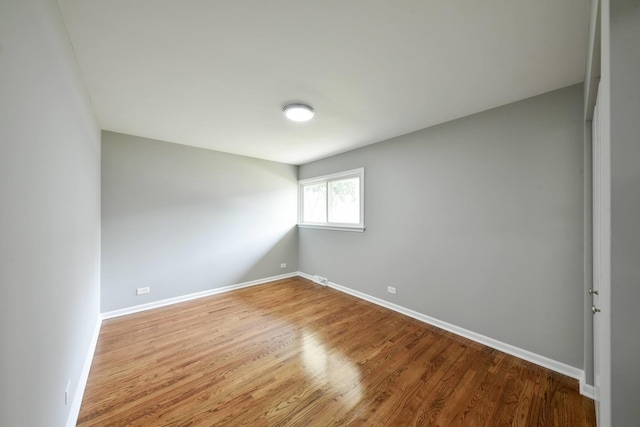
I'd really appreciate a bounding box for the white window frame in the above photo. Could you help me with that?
[298,168,365,232]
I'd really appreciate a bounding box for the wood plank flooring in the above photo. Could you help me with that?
[77,277,595,426]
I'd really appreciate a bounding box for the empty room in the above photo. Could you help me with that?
[2,0,639,426]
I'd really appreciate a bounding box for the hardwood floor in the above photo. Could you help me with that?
[78,277,595,426]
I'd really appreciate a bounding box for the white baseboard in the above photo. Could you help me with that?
[298,273,592,398]
[297,271,329,285]
[297,271,315,281]
[101,272,299,320]
[65,315,102,427]
[581,371,596,399]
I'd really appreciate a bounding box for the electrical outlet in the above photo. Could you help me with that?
[280,263,287,269]
[65,380,71,406]
[136,287,150,295]
[387,286,396,294]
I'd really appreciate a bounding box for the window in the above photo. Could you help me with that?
[298,168,365,231]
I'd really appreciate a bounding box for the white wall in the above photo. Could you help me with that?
[101,132,298,312]
[299,85,585,368]
[0,1,101,426]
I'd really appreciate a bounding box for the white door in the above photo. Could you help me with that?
[592,87,611,427]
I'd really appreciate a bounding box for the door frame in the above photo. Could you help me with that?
[592,83,612,427]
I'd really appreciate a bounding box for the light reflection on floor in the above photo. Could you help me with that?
[300,330,363,410]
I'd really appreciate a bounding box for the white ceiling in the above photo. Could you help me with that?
[57,0,590,165]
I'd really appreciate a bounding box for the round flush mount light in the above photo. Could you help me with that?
[283,103,315,122]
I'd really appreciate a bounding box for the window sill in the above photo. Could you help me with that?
[297,224,366,232]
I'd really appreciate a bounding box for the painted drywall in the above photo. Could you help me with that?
[101,132,298,312]
[0,1,101,426]
[609,0,640,424]
[299,85,585,368]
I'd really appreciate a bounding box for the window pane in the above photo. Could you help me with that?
[328,177,360,224]
[303,183,327,223]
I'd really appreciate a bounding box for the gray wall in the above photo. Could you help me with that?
[610,0,640,424]
[0,1,101,426]
[101,132,298,312]
[299,85,585,368]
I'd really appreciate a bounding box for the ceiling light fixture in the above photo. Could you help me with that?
[283,103,315,122]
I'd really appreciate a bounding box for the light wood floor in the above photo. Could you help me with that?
[78,277,595,426]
